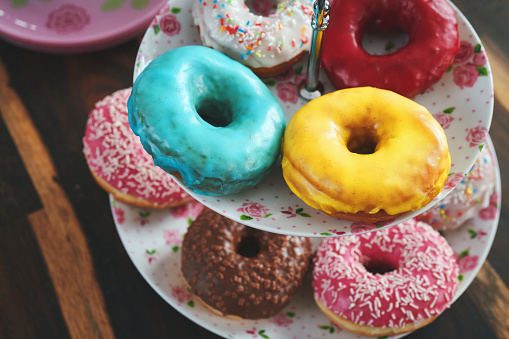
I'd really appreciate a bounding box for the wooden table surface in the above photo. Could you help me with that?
[1,1,508,338]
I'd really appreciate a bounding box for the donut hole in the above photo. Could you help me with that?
[360,7,411,56]
[363,258,398,275]
[236,232,261,258]
[245,0,279,16]
[361,26,409,56]
[196,99,233,127]
[346,128,379,155]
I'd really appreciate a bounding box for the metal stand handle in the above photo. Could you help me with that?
[299,0,330,100]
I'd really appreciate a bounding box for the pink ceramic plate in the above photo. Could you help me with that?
[0,0,167,53]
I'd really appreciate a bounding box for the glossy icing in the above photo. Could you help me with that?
[181,207,312,319]
[313,219,459,329]
[82,88,190,207]
[281,87,451,216]
[128,45,286,196]
[192,0,313,69]
[321,0,459,98]
[417,143,496,230]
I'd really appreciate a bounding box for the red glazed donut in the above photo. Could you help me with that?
[321,0,460,98]
[83,88,192,209]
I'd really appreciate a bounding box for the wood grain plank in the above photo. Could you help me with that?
[0,56,115,339]
[0,216,70,339]
[0,114,41,222]
[482,36,509,114]
[466,261,509,339]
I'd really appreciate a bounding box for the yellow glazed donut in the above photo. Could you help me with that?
[281,87,451,224]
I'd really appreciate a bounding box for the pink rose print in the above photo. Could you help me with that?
[46,4,90,34]
[489,192,499,206]
[281,207,311,218]
[473,51,487,66]
[350,222,377,234]
[159,14,181,36]
[294,72,307,86]
[270,312,294,327]
[276,82,299,104]
[246,327,258,338]
[136,211,151,226]
[328,229,346,236]
[478,205,498,220]
[444,173,465,190]
[137,218,150,226]
[466,125,488,147]
[453,63,479,89]
[281,206,297,218]
[453,41,474,65]
[274,69,295,82]
[163,229,182,246]
[475,229,488,240]
[144,249,157,264]
[237,202,270,218]
[113,207,125,224]
[150,16,157,28]
[171,285,191,303]
[434,113,455,130]
[159,3,171,15]
[170,201,204,219]
[455,253,479,273]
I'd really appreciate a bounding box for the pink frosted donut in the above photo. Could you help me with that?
[417,144,496,230]
[313,219,459,337]
[83,88,192,209]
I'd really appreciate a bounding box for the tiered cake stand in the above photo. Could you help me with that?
[112,1,500,338]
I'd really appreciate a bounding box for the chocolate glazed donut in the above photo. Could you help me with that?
[181,207,313,319]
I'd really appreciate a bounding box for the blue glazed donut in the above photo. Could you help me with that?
[128,46,286,196]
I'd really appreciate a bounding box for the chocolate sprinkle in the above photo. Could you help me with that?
[181,207,313,319]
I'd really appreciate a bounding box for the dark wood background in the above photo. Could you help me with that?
[0,0,508,338]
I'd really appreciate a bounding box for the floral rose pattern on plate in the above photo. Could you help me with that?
[13,0,150,10]
[170,201,204,221]
[163,228,183,252]
[237,202,272,221]
[455,249,479,280]
[435,112,455,130]
[46,4,91,34]
[451,41,489,89]
[151,6,182,36]
[478,191,499,220]
[171,285,195,307]
[466,125,489,148]
[269,312,294,327]
[144,249,157,263]
[444,172,466,190]
[280,206,311,218]
[270,67,307,104]
[113,205,126,224]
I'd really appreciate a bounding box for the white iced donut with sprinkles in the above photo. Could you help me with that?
[417,143,496,230]
[83,88,192,209]
[312,219,459,337]
[192,0,313,78]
